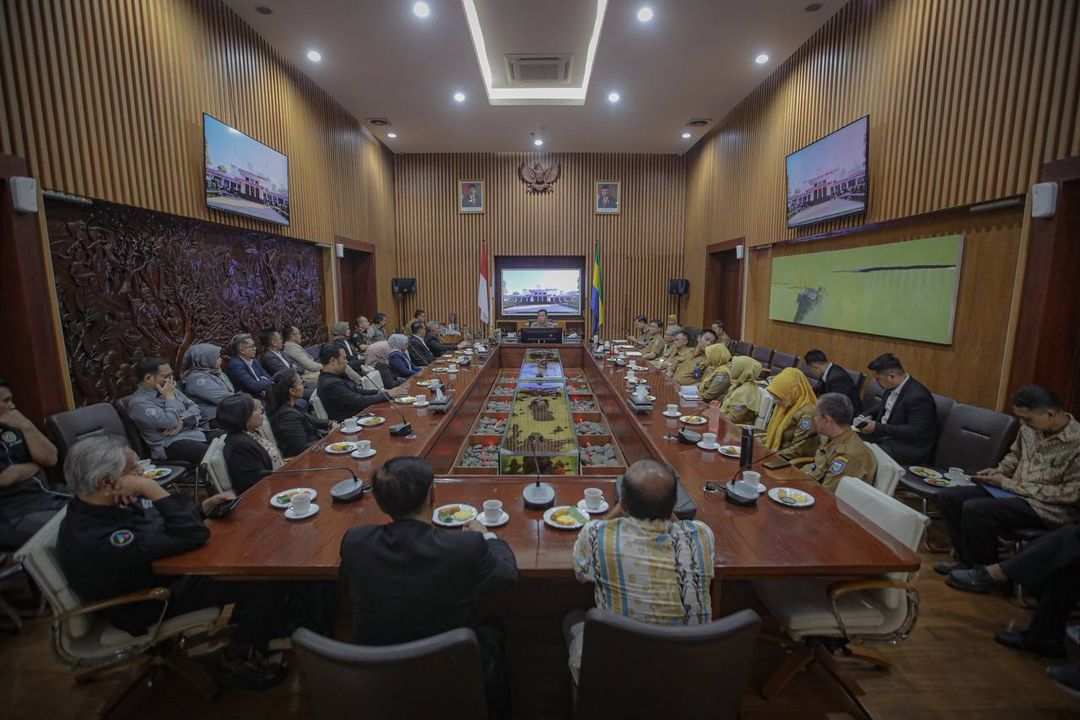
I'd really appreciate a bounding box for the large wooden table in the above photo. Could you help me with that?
[154,344,919,580]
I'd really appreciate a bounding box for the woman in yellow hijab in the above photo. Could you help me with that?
[764,367,820,461]
[719,356,762,425]
[697,343,733,401]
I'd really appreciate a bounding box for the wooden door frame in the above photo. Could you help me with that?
[703,237,745,337]
[335,235,377,325]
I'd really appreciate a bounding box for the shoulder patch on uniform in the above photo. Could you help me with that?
[195,378,206,386]
[145,407,160,417]
[798,417,813,431]
[734,404,744,411]
[829,457,848,475]
[1,430,17,444]
[110,529,135,547]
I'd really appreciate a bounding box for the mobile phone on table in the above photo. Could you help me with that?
[763,458,790,470]
[205,497,241,519]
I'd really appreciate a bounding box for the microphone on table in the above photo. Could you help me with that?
[522,436,556,510]
[715,436,803,506]
[379,388,414,437]
[267,466,369,503]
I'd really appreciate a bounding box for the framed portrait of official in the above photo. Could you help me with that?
[594,180,620,214]
[458,179,484,214]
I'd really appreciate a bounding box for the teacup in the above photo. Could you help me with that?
[415,393,427,405]
[448,363,459,372]
[356,439,372,454]
[666,403,679,414]
[701,432,718,448]
[584,488,604,511]
[627,369,636,380]
[341,419,360,434]
[616,358,627,366]
[634,385,648,400]
[290,492,312,516]
[735,470,761,496]
[136,459,152,470]
[483,499,503,522]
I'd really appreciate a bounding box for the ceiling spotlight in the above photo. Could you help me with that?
[755,53,770,65]
[607,91,620,103]
[387,132,398,139]
[412,1,430,18]
[255,6,273,15]
[453,91,466,103]
[306,50,322,62]
[805,2,824,12]
[533,138,544,147]
[637,6,653,22]
[681,131,692,139]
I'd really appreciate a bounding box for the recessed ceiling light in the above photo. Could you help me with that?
[637,6,653,22]
[453,91,466,103]
[412,1,430,18]
[607,91,620,103]
[306,50,322,62]
[387,132,398,139]
[255,6,273,15]
[681,131,692,139]
[755,53,770,65]
[805,2,824,12]
[533,138,544,147]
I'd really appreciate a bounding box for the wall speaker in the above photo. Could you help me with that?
[391,277,417,294]
[667,279,690,296]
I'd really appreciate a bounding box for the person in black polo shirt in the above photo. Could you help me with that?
[0,378,67,549]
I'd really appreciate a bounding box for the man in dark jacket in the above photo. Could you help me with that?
[316,344,401,421]
[225,333,273,400]
[424,321,465,357]
[803,348,863,413]
[855,353,937,465]
[407,321,435,367]
[340,456,518,716]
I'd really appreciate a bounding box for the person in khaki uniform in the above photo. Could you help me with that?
[670,346,706,386]
[653,325,681,369]
[720,357,763,426]
[528,309,558,328]
[764,368,820,462]
[641,320,666,360]
[698,343,733,402]
[626,315,648,348]
[663,330,695,379]
[802,393,877,493]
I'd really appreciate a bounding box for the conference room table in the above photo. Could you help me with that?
[154,342,919,584]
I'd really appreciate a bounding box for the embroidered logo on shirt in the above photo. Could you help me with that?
[195,378,206,386]
[1,430,17,444]
[798,417,812,431]
[829,458,847,475]
[145,407,160,417]
[110,529,135,547]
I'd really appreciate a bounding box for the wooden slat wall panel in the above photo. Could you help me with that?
[0,0,397,316]
[393,153,686,339]
[684,0,1080,323]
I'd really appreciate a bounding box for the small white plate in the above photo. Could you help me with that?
[909,466,944,480]
[767,487,815,508]
[662,410,682,418]
[325,442,358,455]
[577,499,610,514]
[625,351,643,357]
[543,506,590,530]
[478,511,510,528]
[285,502,320,520]
[413,401,430,408]
[350,448,377,459]
[143,467,172,480]
[358,416,385,427]
[718,445,742,458]
[270,488,319,509]
[696,441,720,451]
[679,415,707,426]
[395,396,417,405]
[432,503,478,527]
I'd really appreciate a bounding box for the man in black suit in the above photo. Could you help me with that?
[259,329,314,399]
[315,344,400,421]
[424,321,466,357]
[329,321,367,373]
[803,348,863,413]
[407,321,435,367]
[340,456,518,716]
[855,352,937,465]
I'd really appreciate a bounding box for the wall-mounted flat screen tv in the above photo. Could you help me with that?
[786,115,868,229]
[499,268,583,317]
[204,113,290,226]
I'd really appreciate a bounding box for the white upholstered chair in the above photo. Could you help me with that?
[754,387,776,431]
[310,391,329,420]
[752,477,929,715]
[202,435,231,494]
[866,442,903,496]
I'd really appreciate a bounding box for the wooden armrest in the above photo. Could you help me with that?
[57,587,171,622]
[827,578,916,600]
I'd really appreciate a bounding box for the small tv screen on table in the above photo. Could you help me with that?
[786,115,868,229]
[204,113,290,226]
[500,268,583,316]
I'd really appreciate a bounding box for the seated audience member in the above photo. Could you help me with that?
[0,379,67,548]
[568,459,714,683]
[217,393,282,495]
[413,308,427,326]
[764,368,820,461]
[363,340,405,390]
[710,320,731,344]
[424,321,465,356]
[281,325,323,383]
[720,356,764,425]
[528,309,557,328]
[669,330,710,385]
[407,321,436,367]
[935,385,1079,574]
[318,344,401,420]
[350,315,371,353]
[697,343,733,401]
[259,329,297,377]
[340,456,518,715]
[653,324,682,369]
[626,314,648,348]
[181,343,233,424]
[855,352,937,465]
[367,312,388,343]
[330,321,367,373]
[803,348,862,413]
[640,319,666,360]
[386,334,420,379]
[801,393,877,492]
[130,356,211,463]
[695,327,718,351]
[946,522,1080,659]
[666,313,678,327]
[56,435,321,688]
[663,330,696,381]
[268,370,333,458]
[225,333,273,400]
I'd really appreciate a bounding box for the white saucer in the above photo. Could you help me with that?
[478,511,510,528]
[696,441,720,451]
[284,503,319,520]
[413,401,430,408]
[350,448,377,459]
[577,499,610,514]
[662,410,682,417]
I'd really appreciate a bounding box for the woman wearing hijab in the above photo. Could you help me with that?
[697,343,733,402]
[181,343,233,423]
[364,340,409,388]
[764,367,820,462]
[217,393,284,495]
[720,356,763,425]
[386,334,420,379]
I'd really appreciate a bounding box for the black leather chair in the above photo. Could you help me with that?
[305,344,321,361]
[799,362,823,391]
[732,341,753,357]
[751,346,774,369]
[291,627,487,719]
[113,395,200,491]
[568,608,760,718]
[862,377,885,410]
[47,404,188,489]
[932,393,955,433]
[844,368,867,394]
[770,351,799,371]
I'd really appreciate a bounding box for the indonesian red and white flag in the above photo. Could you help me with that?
[478,239,490,324]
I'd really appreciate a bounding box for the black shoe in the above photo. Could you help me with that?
[946,566,1011,594]
[216,650,288,690]
[1047,666,1080,699]
[994,630,1066,658]
[934,559,966,575]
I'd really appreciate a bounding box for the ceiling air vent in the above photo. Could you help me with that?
[504,54,573,85]
[687,118,713,127]
[366,117,392,127]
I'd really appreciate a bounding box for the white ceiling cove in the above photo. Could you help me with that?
[224,0,843,153]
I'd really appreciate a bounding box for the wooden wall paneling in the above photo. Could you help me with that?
[393,153,686,339]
